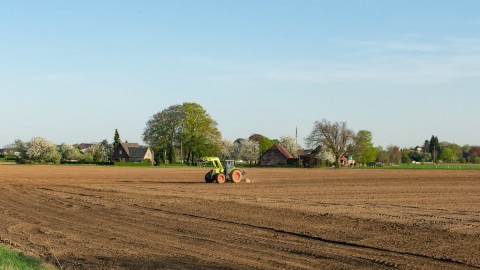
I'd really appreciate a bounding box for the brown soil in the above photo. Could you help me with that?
[0,165,479,269]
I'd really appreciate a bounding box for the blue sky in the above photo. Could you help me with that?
[1,1,479,148]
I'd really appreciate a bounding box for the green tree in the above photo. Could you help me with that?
[258,136,274,154]
[143,104,185,164]
[58,143,83,162]
[113,129,121,149]
[439,142,462,162]
[440,147,455,163]
[181,102,222,164]
[375,146,389,164]
[350,130,377,166]
[401,155,411,164]
[143,103,221,165]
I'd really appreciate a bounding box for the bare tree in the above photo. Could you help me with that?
[306,119,354,168]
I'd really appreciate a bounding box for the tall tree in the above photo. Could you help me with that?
[143,103,221,165]
[181,102,222,164]
[350,130,377,166]
[143,104,185,164]
[423,140,430,154]
[113,129,121,149]
[306,119,354,168]
[375,146,389,164]
[429,135,440,163]
[387,145,402,164]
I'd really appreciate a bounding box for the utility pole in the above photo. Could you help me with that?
[295,126,298,146]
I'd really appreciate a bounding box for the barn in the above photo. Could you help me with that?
[260,144,293,166]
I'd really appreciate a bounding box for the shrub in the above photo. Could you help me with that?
[401,155,411,164]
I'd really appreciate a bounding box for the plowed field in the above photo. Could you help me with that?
[0,165,479,269]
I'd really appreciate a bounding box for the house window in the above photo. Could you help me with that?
[119,150,122,154]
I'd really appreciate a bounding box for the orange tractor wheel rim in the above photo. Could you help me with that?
[232,170,242,183]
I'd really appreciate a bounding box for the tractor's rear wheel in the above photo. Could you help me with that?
[216,174,226,184]
[230,169,242,183]
[205,171,214,183]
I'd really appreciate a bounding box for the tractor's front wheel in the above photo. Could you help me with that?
[230,169,242,183]
[216,174,226,184]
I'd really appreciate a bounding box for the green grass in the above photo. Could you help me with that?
[0,245,50,270]
[114,162,155,167]
[365,163,480,170]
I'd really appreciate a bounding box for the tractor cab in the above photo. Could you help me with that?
[221,160,235,174]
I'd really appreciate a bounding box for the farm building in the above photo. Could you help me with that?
[260,144,293,166]
[112,142,153,164]
[340,154,355,166]
[299,146,322,167]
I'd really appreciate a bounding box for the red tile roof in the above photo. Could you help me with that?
[267,144,293,159]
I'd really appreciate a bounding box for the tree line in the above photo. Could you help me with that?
[4,103,479,166]
[375,136,480,165]
[11,138,114,164]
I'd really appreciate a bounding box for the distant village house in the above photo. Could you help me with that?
[111,142,153,164]
[77,143,96,153]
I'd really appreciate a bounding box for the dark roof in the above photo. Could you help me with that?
[119,142,141,156]
[264,144,293,159]
[300,146,322,158]
[78,143,95,150]
[128,147,149,159]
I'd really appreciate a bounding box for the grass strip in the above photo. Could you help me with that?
[0,245,50,270]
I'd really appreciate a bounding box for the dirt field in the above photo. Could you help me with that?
[0,165,479,270]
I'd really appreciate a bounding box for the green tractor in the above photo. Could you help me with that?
[198,157,251,184]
